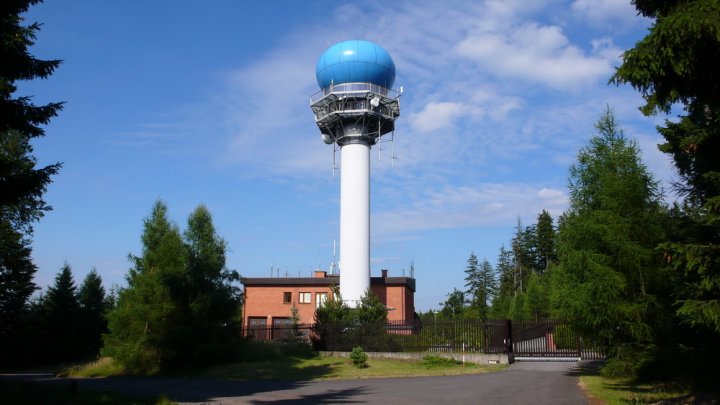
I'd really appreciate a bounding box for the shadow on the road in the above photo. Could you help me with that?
[3,374,318,403]
[564,360,603,377]
[248,386,369,404]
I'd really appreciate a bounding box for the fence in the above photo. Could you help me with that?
[243,319,604,360]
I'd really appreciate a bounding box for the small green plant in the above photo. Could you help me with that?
[421,355,462,368]
[349,346,368,368]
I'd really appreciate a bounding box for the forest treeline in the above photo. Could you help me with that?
[428,109,718,383]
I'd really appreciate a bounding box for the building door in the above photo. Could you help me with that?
[248,317,268,340]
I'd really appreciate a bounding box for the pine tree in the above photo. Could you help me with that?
[0,222,37,365]
[535,210,556,274]
[104,201,187,373]
[40,263,82,363]
[0,0,62,367]
[551,108,671,354]
[78,268,107,358]
[510,219,534,293]
[439,288,465,319]
[612,0,720,334]
[182,205,241,364]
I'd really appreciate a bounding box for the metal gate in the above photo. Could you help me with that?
[509,319,604,360]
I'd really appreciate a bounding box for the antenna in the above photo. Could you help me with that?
[377,32,385,45]
[330,239,337,275]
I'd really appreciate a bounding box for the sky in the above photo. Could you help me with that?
[21,0,676,312]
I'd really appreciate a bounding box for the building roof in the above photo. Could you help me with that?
[241,276,416,292]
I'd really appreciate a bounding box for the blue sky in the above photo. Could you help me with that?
[22,0,674,311]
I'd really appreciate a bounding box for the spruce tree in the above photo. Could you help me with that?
[535,210,556,274]
[78,268,107,358]
[612,0,720,334]
[40,263,82,363]
[0,0,62,367]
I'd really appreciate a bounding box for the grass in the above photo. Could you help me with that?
[199,354,506,381]
[0,379,175,405]
[580,375,695,404]
[577,361,698,404]
[64,354,505,381]
[60,356,126,377]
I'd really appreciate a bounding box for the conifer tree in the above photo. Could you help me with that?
[104,201,187,373]
[551,108,670,354]
[535,210,556,274]
[40,263,82,362]
[78,268,107,358]
[612,0,720,334]
[0,0,62,366]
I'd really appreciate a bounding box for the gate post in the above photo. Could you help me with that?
[506,319,513,354]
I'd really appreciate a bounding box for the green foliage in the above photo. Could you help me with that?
[551,108,671,351]
[349,346,368,368]
[36,263,84,363]
[535,210,556,273]
[357,287,388,323]
[104,201,241,373]
[522,272,548,320]
[421,355,462,367]
[0,0,61,368]
[613,0,720,334]
[313,287,388,351]
[439,288,465,318]
[464,253,497,319]
[78,268,108,358]
[0,221,37,366]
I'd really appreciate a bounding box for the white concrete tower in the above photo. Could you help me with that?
[310,40,401,307]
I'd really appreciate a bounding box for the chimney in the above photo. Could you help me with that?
[314,270,327,278]
[381,269,388,278]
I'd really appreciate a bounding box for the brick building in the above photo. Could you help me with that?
[241,270,415,335]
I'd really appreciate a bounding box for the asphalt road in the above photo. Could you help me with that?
[3,361,592,404]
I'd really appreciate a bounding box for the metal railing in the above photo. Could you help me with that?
[310,82,400,104]
[242,319,604,359]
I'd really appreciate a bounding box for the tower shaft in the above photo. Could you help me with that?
[339,141,370,307]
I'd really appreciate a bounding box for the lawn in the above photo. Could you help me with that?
[200,355,506,380]
[65,354,505,381]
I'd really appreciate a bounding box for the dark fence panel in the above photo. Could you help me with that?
[241,319,604,359]
[511,319,605,360]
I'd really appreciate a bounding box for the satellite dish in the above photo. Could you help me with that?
[370,96,380,108]
[322,134,334,144]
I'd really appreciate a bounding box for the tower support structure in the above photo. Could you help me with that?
[310,40,401,308]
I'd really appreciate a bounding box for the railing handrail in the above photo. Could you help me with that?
[310,82,400,103]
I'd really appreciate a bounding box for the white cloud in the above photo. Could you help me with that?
[455,22,618,89]
[571,0,640,28]
[372,182,569,235]
[410,102,471,133]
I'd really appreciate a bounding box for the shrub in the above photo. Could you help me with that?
[350,346,368,368]
[421,355,462,367]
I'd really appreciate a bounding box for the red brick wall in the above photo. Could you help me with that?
[244,285,332,327]
[243,282,415,327]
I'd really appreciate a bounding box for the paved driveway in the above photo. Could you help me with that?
[3,361,591,404]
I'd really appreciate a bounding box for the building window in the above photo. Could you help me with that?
[283,292,291,304]
[316,292,328,308]
[299,292,311,304]
[272,317,292,341]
